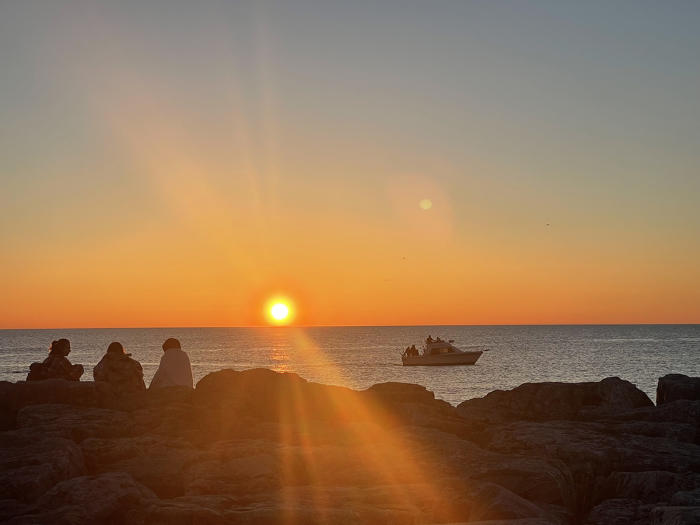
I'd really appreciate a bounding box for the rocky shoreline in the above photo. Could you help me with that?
[0,370,698,524]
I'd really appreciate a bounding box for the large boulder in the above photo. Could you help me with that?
[7,472,155,524]
[0,379,119,413]
[466,521,560,525]
[596,471,695,505]
[16,404,135,442]
[363,381,439,405]
[584,498,655,525]
[465,482,556,522]
[193,368,410,428]
[588,400,700,445]
[126,492,420,525]
[124,495,235,525]
[0,431,85,503]
[657,374,700,405]
[671,489,700,506]
[0,379,152,425]
[650,505,700,524]
[486,420,700,475]
[81,435,199,498]
[457,377,653,425]
[194,369,474,444]
[194,368,310,410]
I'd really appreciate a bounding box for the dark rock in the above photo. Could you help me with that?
[0,379,118,413]
[464,518,559,525]
[0,431,85,503]
[81,435,199,498]
[7,472,156,524]
[145,385,194,406]
[125,495,232,525]
[486,420,700,475]
[16,404,134,442]
[591,400,700,427]
[585,498,655,524]
[650,505,700,524]
[466,482,553,522]
[657,374,700,405]
[127,493,419,525]
[194,368,364,423]
[457,377,653,425]
[597,471,694,505]
[363,381,438,405]
[363,382,472,439]
[399,427,576,513]
[671,489,700,506]
[0,406,16,431]
[0,499,31,522]
[194,368,310,411]
[1,370,698,525]
[589,400,700,444]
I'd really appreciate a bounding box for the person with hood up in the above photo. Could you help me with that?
[93,342,146,393]
[149,337,193,390]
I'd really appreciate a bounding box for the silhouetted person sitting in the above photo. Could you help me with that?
[27,339,84,382]
[93,342,146,393]
[149,338,193,390]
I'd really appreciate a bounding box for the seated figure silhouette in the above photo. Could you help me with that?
[27,339,84,382]
[93,342,146,393]
[149,338,193,390]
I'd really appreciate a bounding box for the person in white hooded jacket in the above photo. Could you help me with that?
[149,338,194,390]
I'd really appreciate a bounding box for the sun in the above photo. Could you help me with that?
[265,297,294,325]
[270,303,289,321]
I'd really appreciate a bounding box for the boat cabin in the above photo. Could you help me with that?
[425,341,458,355]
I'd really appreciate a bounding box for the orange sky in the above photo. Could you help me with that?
[1,2,699,328]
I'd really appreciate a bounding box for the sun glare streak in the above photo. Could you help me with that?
[280,329,458,519]
[278,373,330,524]
[75,15,285,300]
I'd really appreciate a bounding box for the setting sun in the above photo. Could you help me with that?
[265,297,294,325]
[270,303,289,321]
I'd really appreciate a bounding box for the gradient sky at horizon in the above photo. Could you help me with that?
[1,1,699,328]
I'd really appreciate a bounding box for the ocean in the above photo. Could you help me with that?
[1,325,698,405]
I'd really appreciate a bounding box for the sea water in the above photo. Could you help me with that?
[1,325,698,405]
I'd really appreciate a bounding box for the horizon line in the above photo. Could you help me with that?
[1,322,699,331]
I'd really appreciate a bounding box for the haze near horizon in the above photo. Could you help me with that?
[1,1,699,328]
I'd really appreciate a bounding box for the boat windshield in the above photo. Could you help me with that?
[429,345,455,355]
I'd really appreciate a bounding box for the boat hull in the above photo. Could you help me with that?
[401,350,483,366]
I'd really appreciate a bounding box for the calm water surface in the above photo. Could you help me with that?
[1,325,698,405]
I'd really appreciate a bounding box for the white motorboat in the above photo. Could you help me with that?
[401,338,484,366]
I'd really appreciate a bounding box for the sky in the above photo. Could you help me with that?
[1,1,699,328]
